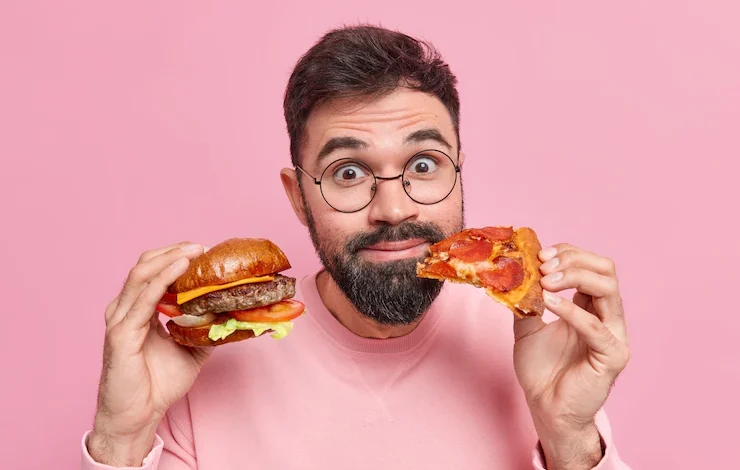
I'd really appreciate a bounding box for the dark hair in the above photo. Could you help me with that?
[283,25,461,166]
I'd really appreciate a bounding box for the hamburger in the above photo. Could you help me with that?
[155,238,305,347]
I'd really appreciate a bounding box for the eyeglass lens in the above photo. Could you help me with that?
[318,150,458,213]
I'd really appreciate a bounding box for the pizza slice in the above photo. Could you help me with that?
[416,226,545,318]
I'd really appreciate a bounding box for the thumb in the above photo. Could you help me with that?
[513,315,546,341]
[188,344,214,366]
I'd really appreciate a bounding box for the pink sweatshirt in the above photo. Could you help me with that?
[81,272,630,469]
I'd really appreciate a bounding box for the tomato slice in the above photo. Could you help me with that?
[156,292,182,317]
[160,292,178,304]
[229,299,305,323]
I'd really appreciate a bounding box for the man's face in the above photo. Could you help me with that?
[283,87,465,325]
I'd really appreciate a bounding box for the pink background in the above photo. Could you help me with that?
[2,1,738,469]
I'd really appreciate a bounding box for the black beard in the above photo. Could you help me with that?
[306,215,453,326]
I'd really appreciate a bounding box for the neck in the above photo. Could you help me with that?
[315,270,422,339]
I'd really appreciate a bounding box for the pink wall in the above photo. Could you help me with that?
[2,1,738,469]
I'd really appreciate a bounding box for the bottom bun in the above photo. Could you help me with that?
[167,319,257,347]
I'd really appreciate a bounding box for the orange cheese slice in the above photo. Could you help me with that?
[176,275,274,304]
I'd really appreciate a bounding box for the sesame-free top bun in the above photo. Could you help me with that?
[170,238,291,294]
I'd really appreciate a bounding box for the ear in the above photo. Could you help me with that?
[457,150,466,169]
[280,168,309,227]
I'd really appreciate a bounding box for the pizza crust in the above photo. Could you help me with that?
[487,228,544,317]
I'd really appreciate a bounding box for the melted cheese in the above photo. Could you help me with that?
[448,258,486,283]
[177,275,274,304]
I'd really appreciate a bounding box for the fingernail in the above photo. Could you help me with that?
[543,290,561,305]
[543,271,563,283]
[541,257,560,271]
[181,244,202,253]
[540,247,558,261]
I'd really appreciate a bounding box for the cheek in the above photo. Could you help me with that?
[309,204,367,248]
[419,193,464,232]
[301,182,325,208]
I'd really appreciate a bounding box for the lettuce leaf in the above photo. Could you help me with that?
[208,318,294,341]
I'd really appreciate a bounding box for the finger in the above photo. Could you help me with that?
[188,344,215,365]
[541,267,618,300]
[542,267,627,343]
[513,315,546,341]
[578,290,628,347]
[138,241,199,264]
[111,245,196,326]
[110,244,203,326]
[540,267,626,341]
[123,257,191,330]
[540,244,617,277]
[104,294,121,326]
[538,243,583,262]
[543,290,629,372]
[570,291,628,345]
[573,291,591,311]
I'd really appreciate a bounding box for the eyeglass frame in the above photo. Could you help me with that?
[295,148,461,213]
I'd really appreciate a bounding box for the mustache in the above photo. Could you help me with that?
[345,222,447,254]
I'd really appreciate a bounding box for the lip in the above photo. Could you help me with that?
[359,239,429,261]
[365,239,428,251]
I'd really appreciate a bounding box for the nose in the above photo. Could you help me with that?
[367,176,419,226]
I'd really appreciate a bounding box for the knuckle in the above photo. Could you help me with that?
[104,300,118,323]
[170,241,193,253]
[604,257,617,274]
[619,345,631,364]
[622,346,631,365]
[127,264,147,284]
[606,277,620,295]
[137,249,155,264]
[601,329,625,357]
[105,322,125,344]
[610,345,631,371]
[559,249,576,265]
[604,329,619,349]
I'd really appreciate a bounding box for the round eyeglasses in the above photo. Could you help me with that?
[296,149,461,213]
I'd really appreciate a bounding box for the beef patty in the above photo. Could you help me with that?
[180,275,296,316]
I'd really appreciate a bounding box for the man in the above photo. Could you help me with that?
[82,25,631,469]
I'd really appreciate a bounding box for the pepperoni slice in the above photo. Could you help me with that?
[429,232,469,253]
[478,256,525,292]
[419,260,457,278]
[470,226,514,242]
[449,238,493,262]
[433,227,513,251]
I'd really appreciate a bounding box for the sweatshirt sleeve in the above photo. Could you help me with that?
[80,399,197,470]
[531,409,631,470]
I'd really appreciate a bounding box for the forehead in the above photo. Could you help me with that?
[301,87,456,168]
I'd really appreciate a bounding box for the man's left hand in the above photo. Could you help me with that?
[512,243,630,469]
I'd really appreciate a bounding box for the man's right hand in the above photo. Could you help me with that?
[88,242,211,467]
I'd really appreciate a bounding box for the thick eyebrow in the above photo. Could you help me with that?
[313,128,451,166]
[316,136,369,163]
[404,128,452,151]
